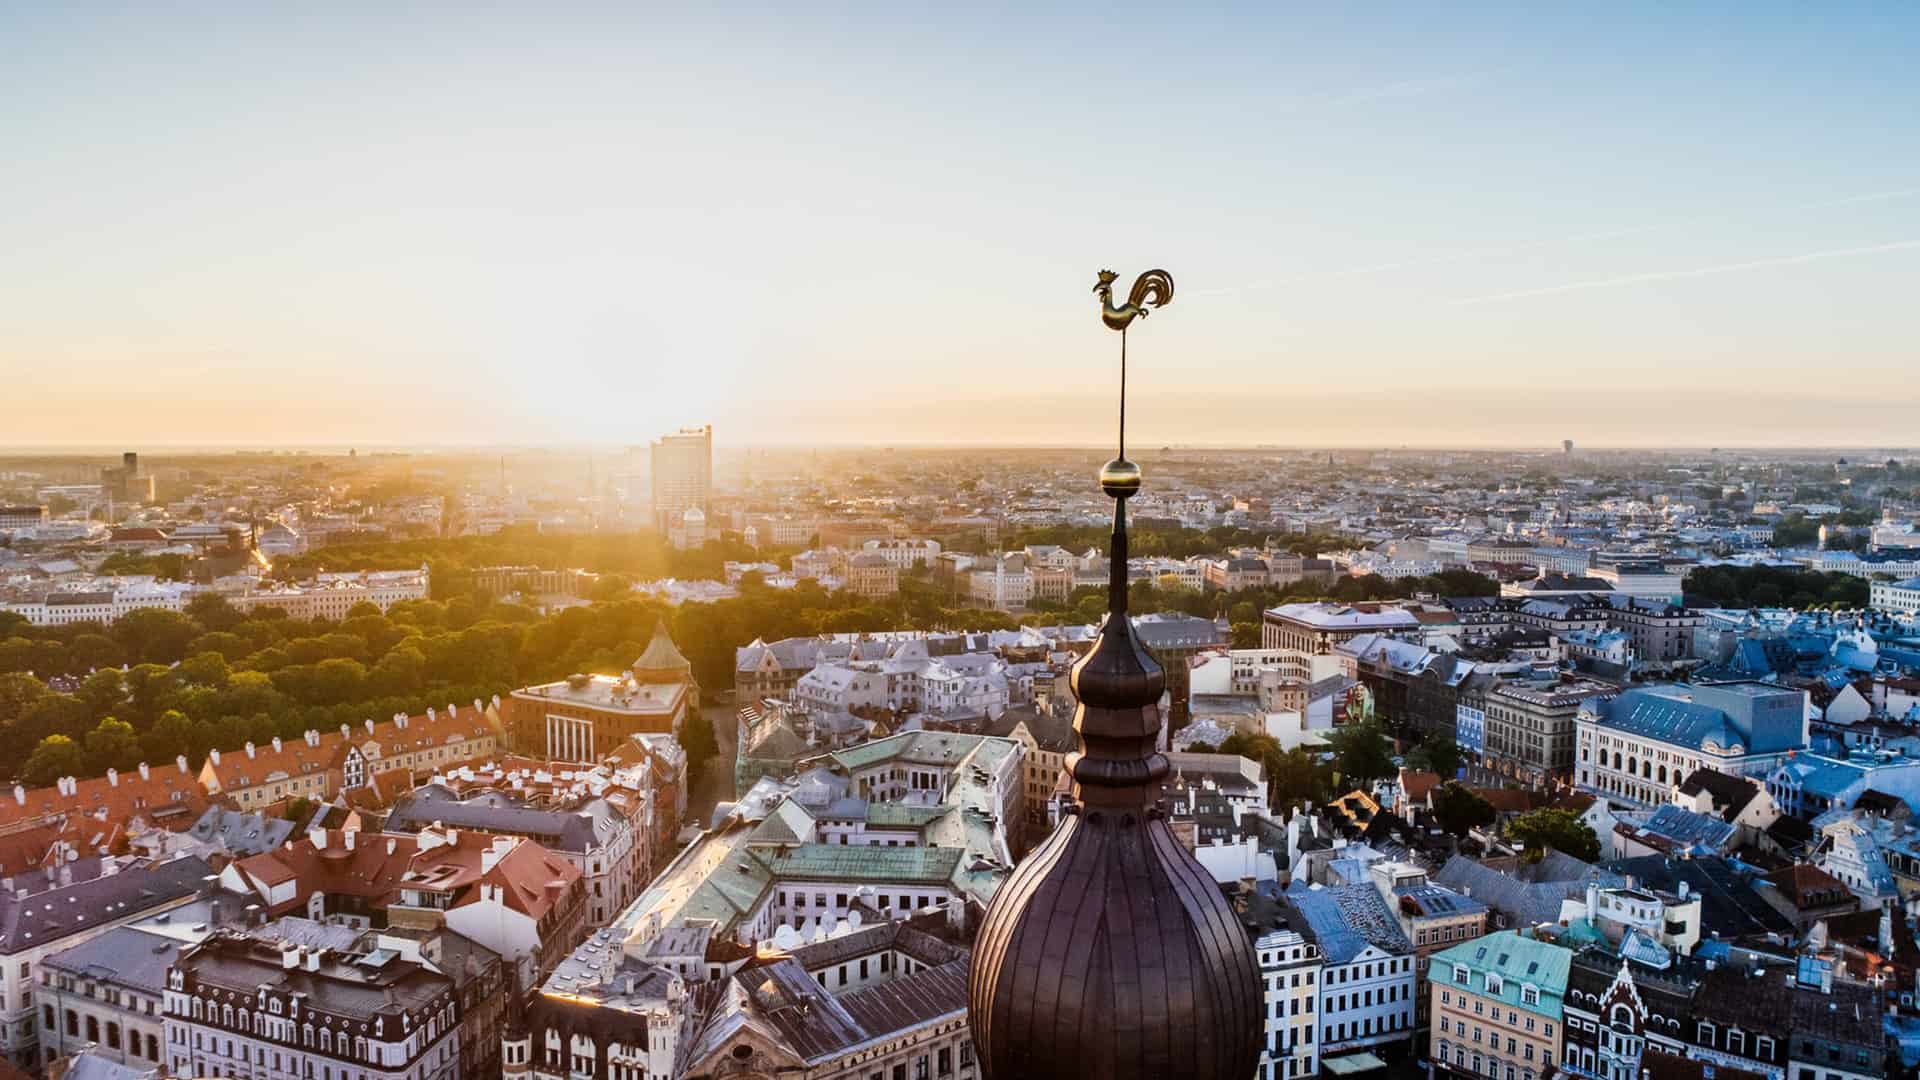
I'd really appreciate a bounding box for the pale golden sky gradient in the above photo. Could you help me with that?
[3,6,1918,449]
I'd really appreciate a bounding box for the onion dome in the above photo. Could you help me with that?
[967,449,1262,1079]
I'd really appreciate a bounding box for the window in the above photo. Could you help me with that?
[1454,967,1470,986]
[1521,986,1538,1006]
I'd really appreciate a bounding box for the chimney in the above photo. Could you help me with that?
[365,719,375,735]
[177,754,189,774]
[305,948,323,972]
[282,945,301,970]
[107,768,119,788]
[344,830,357,851]
[306,730,320,748]
[448,703,458,719]
[426,708,436,723]
[313,829,327,850]
[397,714,409,730]
[138,762,150,781]
[210,749,221,765]
[245,742,256,759]
[340,724,351,740]
[272,737,283,754]
[10,786,21,806]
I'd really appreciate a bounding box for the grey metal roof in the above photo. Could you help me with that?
[41,924,185,993]
[384,786,609,853]
[0,856,209,952]
[186,807,295,856]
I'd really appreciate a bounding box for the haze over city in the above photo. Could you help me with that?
[5,5,1918,448]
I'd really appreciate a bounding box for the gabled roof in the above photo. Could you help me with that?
[1674,768,1763,822]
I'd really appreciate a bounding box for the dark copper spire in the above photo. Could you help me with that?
[967,270,1261,1080]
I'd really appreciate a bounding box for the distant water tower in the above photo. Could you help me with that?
[1562,439,1575,455]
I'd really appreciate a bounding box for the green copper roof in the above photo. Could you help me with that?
[1431,930,1571,1021]
[757,844,963,884]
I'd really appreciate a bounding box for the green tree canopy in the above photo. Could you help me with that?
[21,734,87,787]
[1325,721,1396,787]
[1505,807,1602,862]
[85,717,144,774]
[1431,782,1496,837]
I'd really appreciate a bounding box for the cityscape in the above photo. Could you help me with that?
[5,7,1920,1080]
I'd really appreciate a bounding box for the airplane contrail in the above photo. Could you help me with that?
[1187,183,1920,300]
[1448,238,1920,306]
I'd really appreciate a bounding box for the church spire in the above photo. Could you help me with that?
[966,269,1261,1079]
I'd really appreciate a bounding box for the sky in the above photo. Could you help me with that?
[3,4,1918,450]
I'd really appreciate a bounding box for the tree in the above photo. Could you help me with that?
[84,717,143,773]
[1506,807,1601,862]
[21,735,87,787]
[1325,721,1396,787]
[1431,782,1496,837]
[0,672,48,729]
[143,709,200,766]
[113,608,201,664]
[177,651,233,690]
[1403,733,1462,779]
[75,669,128,720]
[680,708,718,782]
[1268,746,1331,810]
[12,692,90,745]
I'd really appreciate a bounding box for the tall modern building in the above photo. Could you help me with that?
[649,424,711,532]
[100,450,153,505]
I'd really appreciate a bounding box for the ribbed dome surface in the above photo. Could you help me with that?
[967,796,1263,1078]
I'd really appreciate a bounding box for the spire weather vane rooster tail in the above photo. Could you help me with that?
[1092,268,1173,466]
[1094,268,1174,332]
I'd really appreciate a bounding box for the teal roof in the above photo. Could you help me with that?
[758,844,963,884]
[1431,930,1571,1021]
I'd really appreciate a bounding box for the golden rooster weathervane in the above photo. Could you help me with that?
[1091,268,1173,494]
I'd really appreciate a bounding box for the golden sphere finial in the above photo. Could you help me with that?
[1099,457,1141,499]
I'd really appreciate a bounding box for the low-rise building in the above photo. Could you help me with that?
[1263,603,1421,654]
[1429,931,1569,1080]
[504,625,696,762]
[1575,682,1808,808]
[1284,881,1417,1062]
[1255,928,1324,1080]
[163,933,460,1080]
[385,786,639,929]
[0,856,211,1070]
[516,920,974,1080]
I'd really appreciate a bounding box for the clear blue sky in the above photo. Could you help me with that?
[4,4,1917,448]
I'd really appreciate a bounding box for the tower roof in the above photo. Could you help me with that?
[967,269,1260,1080]
[633,622,691,681]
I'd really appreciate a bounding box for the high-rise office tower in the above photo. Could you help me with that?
[650,425,712,532]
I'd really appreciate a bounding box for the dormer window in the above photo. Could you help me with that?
[1521,986,1539,1006]
[1485,973,1503,995]
[1453,966,1470,985]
